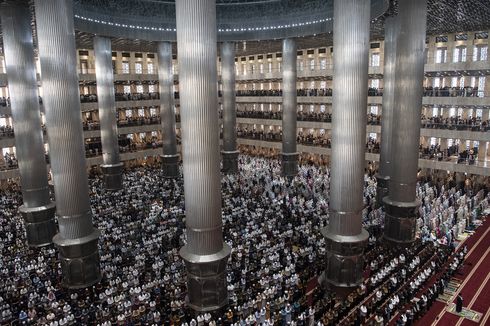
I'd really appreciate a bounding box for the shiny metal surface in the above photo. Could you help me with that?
[281,38,297,155]
[281,38,298,176]
[328,0,370,236]
[175,0,229,311]
[376,15,399,206]
[388,0,427,204]
[35,0,100,287]
[158,42,178,157]
[221,42,237,153]
[221,41,238,174]
[322,0,371,288]
[100,162,123,190]
[94,37,120,165]
[0,3,51,208]
[0,2,57,247]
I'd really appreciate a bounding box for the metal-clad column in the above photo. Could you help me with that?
[94,36,123,190]
[34,0,101,288]
[321,0,370,288]
[175,0,230,311]
[376,16,399,206]
[158,41,179,178]
[0,2,56,247]
[281,38,298,177]
[221,42,239,174]
[383,0,427,244]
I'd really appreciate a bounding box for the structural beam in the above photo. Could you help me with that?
[376,16,399,206]
[34,0,101,288]
[158,41,180,178]
[94,36,123,190]
[0,2,56,247]
[175,0,230,311]
[383,0,428,244]
[281,38,298,177]
[321,0,370,289]
[221,42,239,174]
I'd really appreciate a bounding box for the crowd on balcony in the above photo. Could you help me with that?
[297,132,331,148]
[421,115,490,131]
[423,86,483,97]
[0,155,488,325]
[1,152,17,169]
[0,125,14,138]
[237,127,282,142]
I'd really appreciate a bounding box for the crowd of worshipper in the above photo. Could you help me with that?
[0,155,489,325]
[236,110,332,123]
[421,115,490,132]
[235,88,387,97]
[1,152,17,170]
[0,125,14,139]
[423,86,482,97]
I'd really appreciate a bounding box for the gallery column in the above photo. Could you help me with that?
[376,16,399,206]
[321,0,370,288]
[0,1,56,247]
[221,42,239,174]
[281,38,298,177]
[158,41,179,178]
[383,0,427,244]
[34,0,101,288]
[175,0,231,311]
[94,36,123,190]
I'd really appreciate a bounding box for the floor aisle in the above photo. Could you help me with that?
[417,217,490,326]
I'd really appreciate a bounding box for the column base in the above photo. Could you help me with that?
[221,150,239,174]
[320,228,369,288]
[100,163,123,190]
[160,154,180,178]
[382,198,420,244]
[19,201,57,247]
[375,174,390,208]
[180,244,231,312]
[281,152,299,177]
[53,230,102,289]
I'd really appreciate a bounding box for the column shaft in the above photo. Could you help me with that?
[281,38,298,176]
[321,0,370,288]
[34,0,101,288]
[94,36,123,190]
[0,2,56,247]
[376,16,400,206]
[384,0,427,244]
[158,41,179,178]
[175,0,230,312]
[221,42,239,174]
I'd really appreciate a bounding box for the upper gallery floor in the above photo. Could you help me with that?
[0,30,489,86]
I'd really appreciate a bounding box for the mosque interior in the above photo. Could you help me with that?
[0,0,490,325]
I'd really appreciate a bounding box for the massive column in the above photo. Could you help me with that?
[94,36,123,190]
[175,0,231,311]
[376,16,399,206]
[158,41,179,178]
[34,0,101,288]
[383,0,427,244]
[0,2,56,247]
[221,42,239,174]
[321,0,370,288]
[281,38,298,177]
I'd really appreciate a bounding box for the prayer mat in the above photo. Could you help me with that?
[446,303,483,323]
